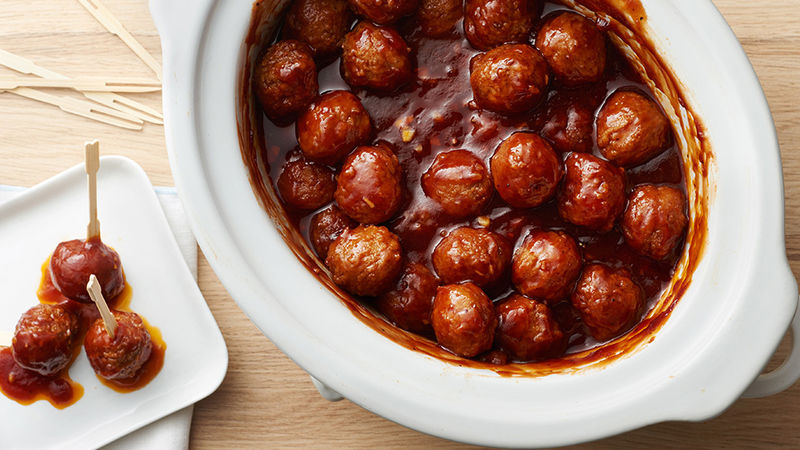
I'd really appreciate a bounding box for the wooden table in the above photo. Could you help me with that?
[1,1,798,447]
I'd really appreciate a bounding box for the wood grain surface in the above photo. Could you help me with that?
[0,0,798,448]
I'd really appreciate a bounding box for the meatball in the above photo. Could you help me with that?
[464,0,536,50]
[470,44,549,114]
[418,0,462,37]
[572,264,643,341]
[431,283,497,357]
[341,22,413,92]
[335,144,404,224]
[495,294,566,361]
[557,152,626,232]
[282,0,351,59]
[11,304,79,377]
[596,90,671,167]
[478,349,509,365]
[376,262,439,334]
[432,227,511,288]
[254,40,318,123]
[535,12,607,85]
[622,185,688,260]
[50,238,125,303]
[490,132,562,208]
[512,230,582,303]
[348,0,418,24]
[540,93,595,153]
[84,311,153,380]
[277,158,336,210]
[309,206,356,258]
[422,150,492,218]
[296,90,372,165]
[325,225,404,296]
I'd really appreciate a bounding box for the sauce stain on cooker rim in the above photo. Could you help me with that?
[237,0,712,376]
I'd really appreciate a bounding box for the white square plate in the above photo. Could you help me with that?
[0,156,228,450]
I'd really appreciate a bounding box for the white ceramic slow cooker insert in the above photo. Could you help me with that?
[151,0,800,446]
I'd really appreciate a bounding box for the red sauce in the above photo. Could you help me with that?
[0,347,83,409]
[238,0,711,373]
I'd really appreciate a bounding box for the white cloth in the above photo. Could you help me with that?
[0,185,196,450]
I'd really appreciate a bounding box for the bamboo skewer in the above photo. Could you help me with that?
[6,88,143,130]
[85,140,101,240]
[77,0,163,81]
[87,274,117,338]
[0,48,163,124]
[0,77,161,93]
[95,94,162,124]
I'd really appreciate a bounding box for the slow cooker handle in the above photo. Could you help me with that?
[742,296,800,398]
[148,0,214,81]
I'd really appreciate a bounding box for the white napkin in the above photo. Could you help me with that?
[0,185,196,450]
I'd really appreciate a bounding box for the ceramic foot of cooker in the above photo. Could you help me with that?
[310,376,343,402]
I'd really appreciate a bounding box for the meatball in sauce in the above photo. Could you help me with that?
[422,149,492,218]
[341,22,414,92]
[296,90,372,165]
[282,0,351,60]
[535,11,607,85]
[470,43,550,115]
[464,0,538,50]
[254,40,318,123]
[253,0,689,364]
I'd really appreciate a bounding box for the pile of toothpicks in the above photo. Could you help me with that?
[0,0,163,130]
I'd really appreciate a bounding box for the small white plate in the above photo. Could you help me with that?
[0,156,228,450]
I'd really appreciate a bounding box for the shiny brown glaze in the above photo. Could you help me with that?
[11,304,80,377]
[49,237,124,304]
[238,0,711,374]
[0,347,83,409]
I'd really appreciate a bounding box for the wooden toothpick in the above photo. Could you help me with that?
[87,274,117,339]
[0,77,162,93]
[77,0,163,81]
[85,140,101,240]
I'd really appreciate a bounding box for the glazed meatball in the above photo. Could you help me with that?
[422,150,492,217]
[277,158,336,210]
[478,349,509,365]
[535,12,607,85]
[622,185,688,260]
[254,40,318,123]
[335,144,404,224]
[512,230,582,303]
[490,132,562,208]
[572,264,643,341]
[376,262,439,334]
[309,206,356,258]
[464,0,536,50]
[84,311,153,380]
[341,22,413,92]
[50,238,125,303]
[495,294,566,361]
[431,283,497,357]
[596,90,671,167]
[470,44,549,114]
[540,93,595,153]
[325,225,404,296]
[282,0,351,59]
[557,152,626,232]
[296,90,372,165]
[11,304,79,377]
[348,0,418,24]
[418,0,462,37]
[432,227,511,287]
